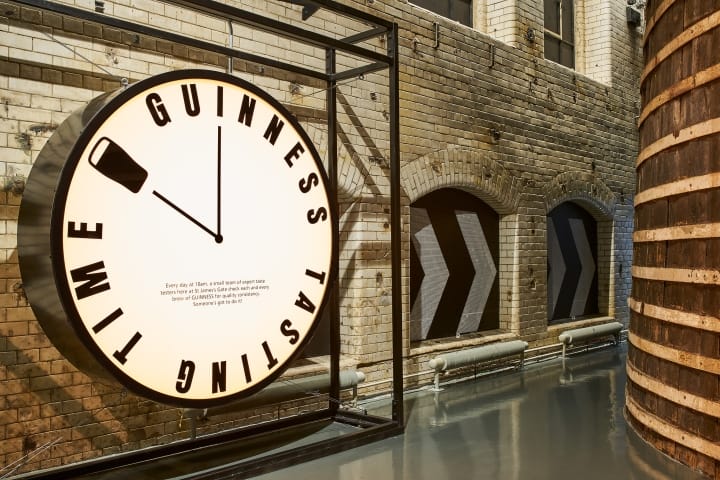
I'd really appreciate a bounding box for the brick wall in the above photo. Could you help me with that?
[0,0,642,474]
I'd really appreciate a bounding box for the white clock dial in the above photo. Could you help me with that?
[51,70,334,406]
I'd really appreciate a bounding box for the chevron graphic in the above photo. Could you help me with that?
[410,208,448,340]
[455,211,497,335]
[547,217,566,317]
[569,218,596,317]
[410,189,500,341]
[547,203,598,322]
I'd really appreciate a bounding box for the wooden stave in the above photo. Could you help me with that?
[629,2,720,475]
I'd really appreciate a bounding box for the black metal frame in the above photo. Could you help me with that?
[8,0,403,477]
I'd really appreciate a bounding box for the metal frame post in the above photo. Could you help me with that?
[327,46,340,415]
[389,22,404,426]
[6,0,405,477]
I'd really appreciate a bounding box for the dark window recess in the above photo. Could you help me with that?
[303,304,330,356]
[547,202,599,324]
[410,188,499,341]
[544,0,574,69]
[412,0,472,28]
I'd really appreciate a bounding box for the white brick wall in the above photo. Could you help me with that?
[0,0,641,472]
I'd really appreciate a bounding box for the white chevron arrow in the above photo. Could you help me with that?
[569,218,596,317]
[410,207,449,340]
[455,211,497,335]
[547,217,566,317]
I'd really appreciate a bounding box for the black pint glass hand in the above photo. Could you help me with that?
[90,135,222,243]
[89,137,148,193]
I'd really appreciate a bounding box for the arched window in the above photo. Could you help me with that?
[547,202,598,323]
[410,188,499,341]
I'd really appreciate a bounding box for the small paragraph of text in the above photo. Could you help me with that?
[159,279,270,307]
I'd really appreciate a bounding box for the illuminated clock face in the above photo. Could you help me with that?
[56,70,334,406]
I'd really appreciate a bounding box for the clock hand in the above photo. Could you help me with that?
[89,137,148,193]
[153,190,223,243]
[217,125,222,241]
[89,134,223,243]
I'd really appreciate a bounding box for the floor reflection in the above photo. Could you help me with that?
[255,343,706,480]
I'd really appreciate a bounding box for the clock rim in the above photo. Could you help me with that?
[49,69,337,408]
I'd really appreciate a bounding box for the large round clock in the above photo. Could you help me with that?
[18,69,335,407]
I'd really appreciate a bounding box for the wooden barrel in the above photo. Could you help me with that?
[628,1,720,477]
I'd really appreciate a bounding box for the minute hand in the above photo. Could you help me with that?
[153,190,223,243]
[216,125,222,242]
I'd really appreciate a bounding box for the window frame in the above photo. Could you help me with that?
[544,0,575,69]
[410,0,473,28]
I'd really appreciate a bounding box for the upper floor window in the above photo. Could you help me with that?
[544,0,575,68]
[412,0,472,28]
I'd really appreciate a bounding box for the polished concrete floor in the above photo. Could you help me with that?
[63,343,708,479]
[253,343,706,480]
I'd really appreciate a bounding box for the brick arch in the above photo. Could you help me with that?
[401,148,521,214]
[545,171,616,218]
[403,148,521,336]
[544,170,617,320]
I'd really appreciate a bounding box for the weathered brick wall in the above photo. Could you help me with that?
[0,0,642,474]
[390,0,639,348]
